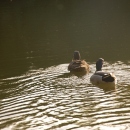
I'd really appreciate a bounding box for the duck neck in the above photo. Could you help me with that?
[96,66,102,71]
[96,68,102,72]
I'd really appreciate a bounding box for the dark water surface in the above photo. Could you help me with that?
[0,1,130,130]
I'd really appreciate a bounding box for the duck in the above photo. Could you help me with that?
[90,58,117,88]
[68,51,89,74]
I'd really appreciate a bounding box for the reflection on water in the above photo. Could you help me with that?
[0,62,130,130]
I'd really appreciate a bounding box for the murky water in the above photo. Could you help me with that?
[0,1,130,130]
[0,61,130,130]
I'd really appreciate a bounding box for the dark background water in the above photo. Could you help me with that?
[0,0,130,78]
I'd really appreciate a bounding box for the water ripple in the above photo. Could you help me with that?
[0,62,130,130]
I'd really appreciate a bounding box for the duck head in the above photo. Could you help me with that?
[73,51,81,60]
[96,58,104,71]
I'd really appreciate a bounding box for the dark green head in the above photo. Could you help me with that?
[96,58,104,71]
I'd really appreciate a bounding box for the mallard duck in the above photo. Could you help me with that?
[90,58,117,87]
[68,51,89,74]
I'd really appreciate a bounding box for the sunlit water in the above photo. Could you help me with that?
[0,61,130,130]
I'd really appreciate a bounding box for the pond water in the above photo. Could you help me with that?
[1,62,130,130]
[0,1,130,130]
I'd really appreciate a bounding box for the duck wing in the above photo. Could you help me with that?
[68,60,82,70]
[94,71,115,82]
